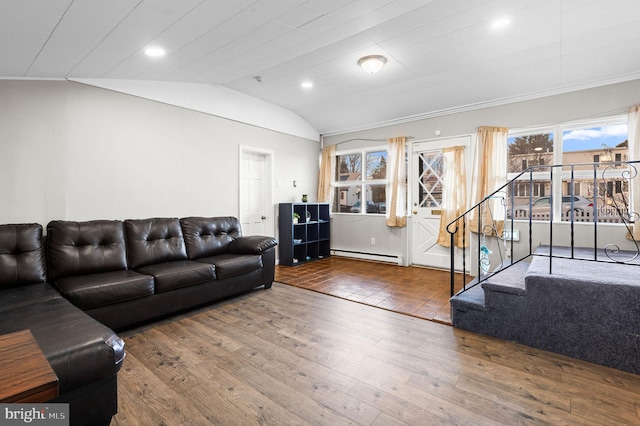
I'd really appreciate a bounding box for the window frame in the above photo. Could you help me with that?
[507,115,629,222]
[333,146,388,215]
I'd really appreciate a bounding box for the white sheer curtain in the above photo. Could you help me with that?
[317,145,336,203]
[437,146,467,247]
[628,105,640,240]
[386,136,407,227]
[470,126,508,235]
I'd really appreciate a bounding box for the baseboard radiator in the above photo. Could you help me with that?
[331,249,404,266]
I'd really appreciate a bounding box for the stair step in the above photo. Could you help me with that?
[450,282,486,312]
[481,260,528,296]
[527,254,640,288]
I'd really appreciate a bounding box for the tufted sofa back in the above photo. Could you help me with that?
[0,223,48,289]
[180,216,242,259]
[125,218,188,269]
[46,220,128,281]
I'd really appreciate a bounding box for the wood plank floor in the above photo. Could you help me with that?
[111,284,640,425]
[276,257,469,325]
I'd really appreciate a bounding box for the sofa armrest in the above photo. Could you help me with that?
[229,236,278,254]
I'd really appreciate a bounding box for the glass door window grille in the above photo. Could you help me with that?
[417,151,443,208]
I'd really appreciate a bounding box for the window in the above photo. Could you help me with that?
[333,148,387,214]
[507,118,630,223]
[507,133,554,173]
[562,123,629,222]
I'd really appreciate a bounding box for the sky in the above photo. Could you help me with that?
[562,124,628,152]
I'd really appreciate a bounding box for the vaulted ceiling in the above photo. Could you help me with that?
[2,0,640,135]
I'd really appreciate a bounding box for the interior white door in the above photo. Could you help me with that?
[411,137,470,269]
[239,150,271,236]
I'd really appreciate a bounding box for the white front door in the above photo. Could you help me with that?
[411,136,470,269]
[239,148,273,236]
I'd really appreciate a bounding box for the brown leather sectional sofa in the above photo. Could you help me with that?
[0,217,277,425]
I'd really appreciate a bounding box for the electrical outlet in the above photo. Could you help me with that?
[503,230,520,241]
[370,237,376,245]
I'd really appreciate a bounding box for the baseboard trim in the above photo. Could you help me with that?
[331,249,404,266]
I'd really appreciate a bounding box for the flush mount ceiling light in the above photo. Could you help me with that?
[144,47,165,57]
[301,81,313,89]
[358,55,387,74]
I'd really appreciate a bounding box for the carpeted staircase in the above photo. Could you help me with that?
[450,247,640,375]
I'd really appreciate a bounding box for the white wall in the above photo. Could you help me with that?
[323,78,640,265]
[0,80,319,230]
[331,214,407,260]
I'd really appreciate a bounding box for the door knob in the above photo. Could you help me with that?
[261,215,267,220]
[413,210,417,214]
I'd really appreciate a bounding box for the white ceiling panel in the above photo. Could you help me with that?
[0,0,72,16]
[69,0,203,77]
[129,1,258,80]
[0,5,70,76]
[26,1,140,77]
[1,0,640,134]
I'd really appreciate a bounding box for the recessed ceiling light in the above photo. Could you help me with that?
[144,47,165,57]
[301,81,313,89]
[490,18,511,30]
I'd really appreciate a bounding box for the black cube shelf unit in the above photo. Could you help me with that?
[278,202,330,266]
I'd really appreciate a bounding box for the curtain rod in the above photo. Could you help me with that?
[336,136,414,144]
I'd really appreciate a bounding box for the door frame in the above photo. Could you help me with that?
[238,145,275,237]
[409,135,473,268]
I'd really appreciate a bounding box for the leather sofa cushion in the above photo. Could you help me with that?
[0,223,47,289]
[0,298,123,393]
[196,253,262,280]
[54,270,155,310]
[135,260,215,293]
[0,283,61,312]
[229,235,278,254]
[125,218,188,269]
[180,216,242,259]
[47,220,128,281]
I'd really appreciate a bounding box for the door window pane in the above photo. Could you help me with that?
[417,151,443,207]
